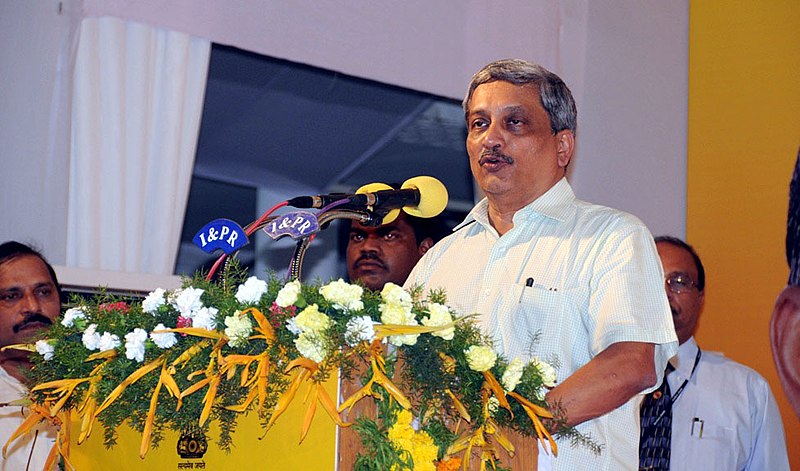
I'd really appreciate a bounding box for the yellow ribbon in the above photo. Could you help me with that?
[338,339,411,413]
[266,357,349,443]
[2,402,70,470]
[446,381,524,470]
[507,391,557,456]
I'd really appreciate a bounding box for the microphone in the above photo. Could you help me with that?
[286,176,448,220]
[285,193,352,209]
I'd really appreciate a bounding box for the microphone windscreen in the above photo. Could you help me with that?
[401,176,448,218]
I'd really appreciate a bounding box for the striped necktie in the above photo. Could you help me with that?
[639,364,673,470]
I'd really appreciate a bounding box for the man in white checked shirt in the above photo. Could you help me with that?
[405,59,679,470]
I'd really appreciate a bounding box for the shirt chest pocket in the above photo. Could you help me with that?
[487,283,571,360]
[681,422,741,469]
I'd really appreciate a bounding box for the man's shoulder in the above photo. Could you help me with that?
[573,198,647,228]
[561,199,656,250]
[700,350,772,388]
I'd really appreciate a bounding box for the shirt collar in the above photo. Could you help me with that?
[516,177,576,222]
[454,177,576,232]
[671,336,700,383]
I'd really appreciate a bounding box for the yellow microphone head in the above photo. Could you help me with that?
[355,182,401,224]
[401,176,448,218]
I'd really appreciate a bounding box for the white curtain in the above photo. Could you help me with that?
[67,17,210,274]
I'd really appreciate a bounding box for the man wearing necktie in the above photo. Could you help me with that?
[640,236,790,470]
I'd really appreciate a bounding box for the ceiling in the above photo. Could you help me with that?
[177,44,474,276]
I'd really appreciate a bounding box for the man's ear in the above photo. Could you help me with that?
[556,130,575,169]
[418,238,434,255]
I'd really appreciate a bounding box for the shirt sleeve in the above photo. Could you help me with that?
[585,220,678,389]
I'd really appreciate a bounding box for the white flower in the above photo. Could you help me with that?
[171,287,205,317]
[285,317,302,335]
[380,283,412,308]
[98,332,121,352]
[501,357,524,392]
[294,332,327,363]
[224,311,254,347]
[35,340,54,361]
[345,316,375,346]
[235,276,268,305]
[150,323,178,349]
[192,306,218,331]
[82,324,101,351]
[294,304,331,334]
[276,280,302,308]
[124,328,148,362]
[421,303,454,340]
[319,279,364,311]
[142,288,166,314]
[61,307,86,328]
[533,357,557,387]
[465,345,497,372]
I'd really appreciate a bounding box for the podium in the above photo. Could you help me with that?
[68,378,338,470]
[65,367,540,470]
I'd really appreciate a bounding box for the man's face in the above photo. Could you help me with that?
[0,255,60,353]
[465,81,573,209]
[347,215,429,291]
[657,242,704,345]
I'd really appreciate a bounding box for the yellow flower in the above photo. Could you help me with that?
[294,304,331,334]
[380,282,412,307]
[223,310,254,348]
[421,303,454,340]
[465,345,497,372]
[275,279,301,307]
[379,301,419,346]
[380,302,412,325]
[388,410,438,471]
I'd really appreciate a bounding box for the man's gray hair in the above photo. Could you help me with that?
[462,59,577,135]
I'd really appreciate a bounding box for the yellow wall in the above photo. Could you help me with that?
[689,1,800,467]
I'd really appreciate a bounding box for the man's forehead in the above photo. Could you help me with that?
[0,255,55,288]
[658,244,698,276]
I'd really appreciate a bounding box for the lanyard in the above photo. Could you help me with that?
[653,347,701,424]
[670,347,702,405]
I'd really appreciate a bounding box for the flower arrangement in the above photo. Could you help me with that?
[13,263,596,470]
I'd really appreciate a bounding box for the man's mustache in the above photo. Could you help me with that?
[479,150,514,166]
[13,313,54,333]
[355,252,387,269]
